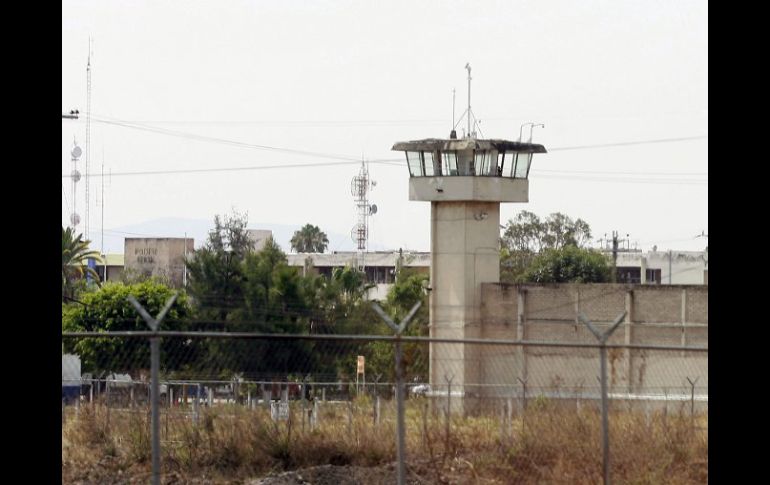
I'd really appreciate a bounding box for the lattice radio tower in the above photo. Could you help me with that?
[84,38,93,241]
[350,160,377,272]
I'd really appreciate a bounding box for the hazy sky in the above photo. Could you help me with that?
[62,0,707,255]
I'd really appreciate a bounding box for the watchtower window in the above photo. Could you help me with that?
[442,151,458,175]
[423,151,438,176]
[514,153,532,179]
[406,151,423,177]
[474,150,500,176]
[404,148,536,179]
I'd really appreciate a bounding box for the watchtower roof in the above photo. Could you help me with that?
[392,138,547,153]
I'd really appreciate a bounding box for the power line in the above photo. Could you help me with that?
[62,182,71,216]
[62,160,377,178]
[59,163,707,185]
[87,118,450,127]
[90,115,364,162]
[60,123,708,182]
[548,135,707,151]
[87,114,706,162]
[533,169,706,176]
[531,174,706,185]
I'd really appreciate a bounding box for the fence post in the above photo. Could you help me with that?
[517,377,528,414]
[372,301,422,485]
[444,373,454,444]
[578,311,626,485]
[421,400,429,449]
[373,374,382,427]
[347,400,353,437]
[310,398,318,430]
[264,386,271,409]
[193,384,200,424]
[105,379,111,434]
[686,377,699,431]
[128,293,178,485]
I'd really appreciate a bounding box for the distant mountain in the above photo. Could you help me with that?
[101,217,386,255]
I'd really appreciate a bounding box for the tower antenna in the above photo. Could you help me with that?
[452,88,456,132]
[70,138,82,231]
[101,144,105,256]
[351,160,377,276]
[465,63,472,137]
[85,37,93,241]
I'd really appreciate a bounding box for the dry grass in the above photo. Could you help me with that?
[62,397,707,484]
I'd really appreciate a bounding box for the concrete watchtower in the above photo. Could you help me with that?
[392,108,546,411]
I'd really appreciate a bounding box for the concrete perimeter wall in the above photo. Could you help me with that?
[472,283,707,408]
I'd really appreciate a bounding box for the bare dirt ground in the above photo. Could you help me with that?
[247,463,429,485]
[64,459,463,484]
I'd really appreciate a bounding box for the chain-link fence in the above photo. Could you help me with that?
[62,323,707,484]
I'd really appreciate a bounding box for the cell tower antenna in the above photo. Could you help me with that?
[70,138,82,231]
[85,37,93,241]
[351,160,378,276]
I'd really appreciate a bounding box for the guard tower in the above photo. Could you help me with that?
[392,115,546,413]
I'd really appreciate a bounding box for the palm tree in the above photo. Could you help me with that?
[62,226,103,300]
[290,224,329,253]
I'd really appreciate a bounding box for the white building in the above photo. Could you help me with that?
[286,250,430,300]
[609,249,708,285]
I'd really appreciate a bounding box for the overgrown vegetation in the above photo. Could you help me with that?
[62,399,707,484]
[62,226,103,302]
[62,212,430,384]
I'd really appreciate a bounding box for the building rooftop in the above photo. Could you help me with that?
[286,251,430,268]
[392,138,547,153]
[102,254,125,266]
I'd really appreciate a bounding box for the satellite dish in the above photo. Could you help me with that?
[370,204,378,215]
[71,145,82,159]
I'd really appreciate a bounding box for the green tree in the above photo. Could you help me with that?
[62,281,198,376]
[365,269,430,382]
[62,226,103,301]
[521,246,611,283]
[185,212,254,322]
[186,215,321,377]
[500,211,592,283]
[290,224,329,253]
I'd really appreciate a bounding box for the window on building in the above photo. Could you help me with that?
[616,267,641,284]
[406,152,423,177]
[646,269,662,284]
[616,267,662,284]
[442,151,458,175]
[423,151,437,176]
[514,153,532,179]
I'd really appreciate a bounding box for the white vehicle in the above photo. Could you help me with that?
[62,354,81,402]
[410,384,431,397]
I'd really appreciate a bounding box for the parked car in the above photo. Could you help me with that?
[409,384,431,397]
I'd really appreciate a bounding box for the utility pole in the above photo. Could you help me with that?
[609,231,630,283]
